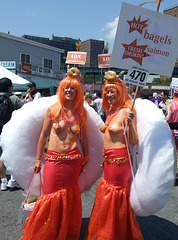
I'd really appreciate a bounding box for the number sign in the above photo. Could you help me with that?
[125,66,149,86]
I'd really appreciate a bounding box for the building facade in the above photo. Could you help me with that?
[164,5,178,68]
[22,35,106,68]
[0,32,65,94]
[22,35,80,66]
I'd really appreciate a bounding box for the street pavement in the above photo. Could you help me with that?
[0,174,178,240]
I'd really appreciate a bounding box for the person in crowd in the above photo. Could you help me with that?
[85,71,143,240]
[94,92,106,122]
[14,91,22,99]
[130,86,142,99]
[84,91,97,111]
[19,67,89,240]
[165,86,178,152]
[0,78,23,190]
[159,91,171,114]
[150,92,162,107]
[14,91,24,103]
[22,81,41,103]
[130,86,136,99]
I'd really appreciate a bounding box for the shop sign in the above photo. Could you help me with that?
[98,54,111,68]
[0,61,16,69]
[66,52,87,65]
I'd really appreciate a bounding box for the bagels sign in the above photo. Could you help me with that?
[110,2,178,77]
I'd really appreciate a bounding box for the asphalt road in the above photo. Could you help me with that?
[0,174,177,240]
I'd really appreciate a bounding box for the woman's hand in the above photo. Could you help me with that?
[80,156,90,174]
[34,160,41,174]
[127,110,135,126]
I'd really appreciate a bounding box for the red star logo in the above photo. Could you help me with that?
[122,39,150,66]
[127,16,149,34]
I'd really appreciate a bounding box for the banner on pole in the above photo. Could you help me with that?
[66,51,87,65]
[110,2,178,77]
[98,54,111,68]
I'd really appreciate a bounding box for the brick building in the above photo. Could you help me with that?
[79,39,105,68]
[163,5,178,68]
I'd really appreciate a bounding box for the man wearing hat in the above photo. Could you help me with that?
[0,77,23,190]
[23,81,41,103]
[150,92,162,107]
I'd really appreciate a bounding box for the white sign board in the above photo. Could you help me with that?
[125,66,150,86]
[110,2,178,77]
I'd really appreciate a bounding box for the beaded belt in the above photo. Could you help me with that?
[104,154,130,165]
[45,153,82,162]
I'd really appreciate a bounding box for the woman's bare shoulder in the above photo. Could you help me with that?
[45,105,54,118]
[117,108,128,118]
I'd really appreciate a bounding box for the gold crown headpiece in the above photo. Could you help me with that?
[66,67,82,82]
[104,71,124,85]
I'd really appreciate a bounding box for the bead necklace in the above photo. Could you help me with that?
[105,107,121,126]
[61,108,78,125]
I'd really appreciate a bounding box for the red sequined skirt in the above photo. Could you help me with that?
[85,147,143,240]
[19,148,82,240]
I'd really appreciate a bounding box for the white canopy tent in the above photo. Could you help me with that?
[170,77,178,88]
[170,77,178,97]
[0,66,29,85]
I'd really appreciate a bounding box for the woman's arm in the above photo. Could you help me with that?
[80,124,90,171]
[165,102,174,122]
[34,107,53,173]
[126,109,138,146]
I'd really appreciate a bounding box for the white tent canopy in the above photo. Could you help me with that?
[170,77,178,88]
[170,77,178,97]
[0,66,29,85]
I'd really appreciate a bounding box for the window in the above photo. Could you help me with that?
[21,53,31,64]
[43,58,53,69]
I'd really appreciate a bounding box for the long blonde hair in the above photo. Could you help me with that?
[51,67,87,126]
[84,91,93,105]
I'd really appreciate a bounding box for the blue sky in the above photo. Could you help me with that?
[0,0,177,52]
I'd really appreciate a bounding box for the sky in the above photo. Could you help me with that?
[0,0,177,52]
